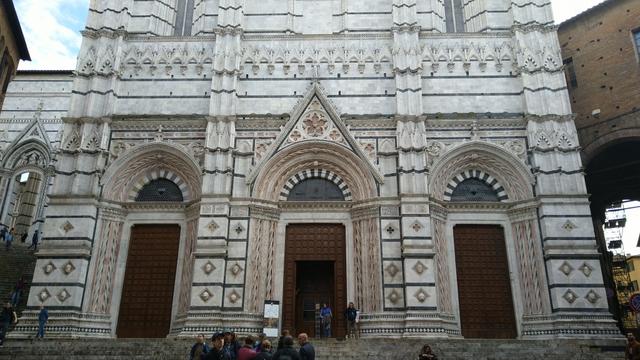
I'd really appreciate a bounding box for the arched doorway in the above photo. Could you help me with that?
[89,143,202,338]
[430,142,543,339]
[585,140,640,331]
[115,179,184,338]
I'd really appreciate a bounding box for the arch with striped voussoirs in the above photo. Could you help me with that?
[128,169,191,202]
[443,169,508,202]
[279,169,352,201]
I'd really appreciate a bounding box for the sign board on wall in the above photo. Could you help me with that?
[263,300,280,338]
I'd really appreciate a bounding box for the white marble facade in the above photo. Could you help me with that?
[0,0,619,339]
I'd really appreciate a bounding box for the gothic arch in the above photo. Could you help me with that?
[280,169,351,201]
[430,141,534,202]
[100,142,201,203]
[2,139,51,170]
[252,141,377,202]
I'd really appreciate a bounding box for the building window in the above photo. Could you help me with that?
[630,260,636,272]
[633,29,640,59]
[174,0,195,36]
[633,280,639,292]
[444,0,465,33]
[563,57,578,88]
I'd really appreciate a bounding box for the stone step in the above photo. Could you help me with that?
[0,338,626,360]
[0,243,37,313]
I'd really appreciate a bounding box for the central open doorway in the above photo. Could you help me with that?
[283,224,346,338]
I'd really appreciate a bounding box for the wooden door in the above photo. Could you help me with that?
[283,224,346,338]
[117,224,180,338]
[454,224,517,339]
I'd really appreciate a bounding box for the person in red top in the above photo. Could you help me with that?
[237,336,257,360]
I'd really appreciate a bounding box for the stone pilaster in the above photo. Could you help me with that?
[511,1,619,337]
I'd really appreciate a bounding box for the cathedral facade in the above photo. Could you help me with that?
[0,0,619,339]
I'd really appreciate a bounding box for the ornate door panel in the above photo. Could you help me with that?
[454,224,517,339]
[116,224,180,338]
[283,224,346,338]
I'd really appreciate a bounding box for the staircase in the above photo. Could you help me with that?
[0,242,37,313]
[0,338,625,360]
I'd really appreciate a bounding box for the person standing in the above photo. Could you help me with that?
[0,303,16,346]
[276,330,290,351]
[254,340,273,360]
[272,336,300,360]
[202,332,228,360]
[4,228,15,251]
[344,302,359,339]
[418,345,438,360]
[190,333,210,360]
[626,333,640,360]
[11,276,26,307]
[297,333,314,360]
[36,305,48,339]
[222,331,240,360]
[319,303,332,338]
[0,226,7,241]
[237,336,257,360]
[28,230,39,251]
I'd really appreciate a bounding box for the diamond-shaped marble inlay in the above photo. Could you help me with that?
[61,221,74,233]
[562,289,578,304]
[202,261,216,275]
[411,221,423,233]
[585,290,600,304]
[200,289,213,302]
[62,261,76,275]
[558,261,574,276]
[579,263,593,278]
[207,220,219,233]
[413,261,427,275]
[43,262,56,275]
[414,288,429,303]
[39,289,51,302]
[562,220,578,232]
[57,289,71,302]
[386,290,401,305]
[228,290,241,304]
[230,263,244,276]
[385,263,400,277]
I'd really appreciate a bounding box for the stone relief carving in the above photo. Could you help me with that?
[282,98,348,148]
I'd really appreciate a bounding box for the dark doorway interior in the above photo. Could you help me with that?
[283,223,346,338]
[295,261,334,337]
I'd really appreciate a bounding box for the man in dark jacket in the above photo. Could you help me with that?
[344,302,358,339]
[0,303,16,346]
[202,332,229,360]
[272,336,300,360]
[297,333,315,360]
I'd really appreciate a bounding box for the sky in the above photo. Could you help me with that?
[14,0,610,70]
[12,0,638,249]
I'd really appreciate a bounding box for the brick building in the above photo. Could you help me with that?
[558,0,640,213]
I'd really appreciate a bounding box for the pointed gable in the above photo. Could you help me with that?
[247,82,384,185]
